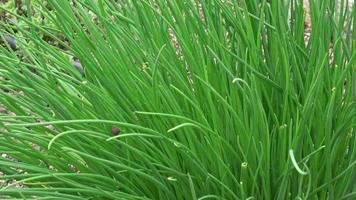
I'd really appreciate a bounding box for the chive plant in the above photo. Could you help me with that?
[0,0,355,199]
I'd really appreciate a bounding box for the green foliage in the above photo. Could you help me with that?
[0,0,355,199]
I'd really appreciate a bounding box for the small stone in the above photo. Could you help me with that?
[111,127,120,136]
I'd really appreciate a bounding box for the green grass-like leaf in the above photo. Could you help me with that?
[0,0,355,199]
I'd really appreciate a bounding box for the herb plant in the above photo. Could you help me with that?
[0,0,355,199]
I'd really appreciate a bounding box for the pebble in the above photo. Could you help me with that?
[111,127,120,136]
